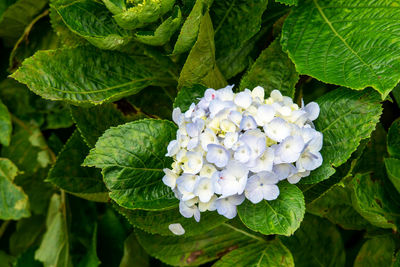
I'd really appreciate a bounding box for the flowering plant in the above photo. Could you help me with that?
[0,0,399,266]
[164,86,323,221]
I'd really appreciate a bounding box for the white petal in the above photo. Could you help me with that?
[179,201,196,218]
[273,164,297,180]
[194,178,214,202]
[255,104,275,126]
[252,86,264,100]
[228,110,242,126]
[206,144,229,168]
[246,187,263,204]
[172,108,183,125]
[297,151,323,171]
[240,115,257,131]
[177,174,199,192]
[270,90,283,102]
[224,132,238,149]
[304,102,320,121]
[264,118,291,142]
[166,140,179,157]
[169,223,185,235]
[162,168,178,188]
[262,185,280,200]
[204,88,217,101]
[234,91,252,108]
[234,144,251,163]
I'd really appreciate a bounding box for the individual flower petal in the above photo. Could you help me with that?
[304,102,320,121]
[252,86,264,101]
[264,117,291,142]
[215,194,245,219]
[275,135,305,163]
[240,115,257,131]
[194,177,215,202]
[200,128,218,151]
[287,170,310,184]
[224,132,238,149]
[255,104,275,126]
[200,164,217,178]
[179,201,200,222]
[177,174,199,193]
[206,144,230,168]
[166,140,179,157]
[162,168,178,188]
[169,223,185,235]
[234,90,252,109]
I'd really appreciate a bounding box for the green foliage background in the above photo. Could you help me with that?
[0,0,400,266]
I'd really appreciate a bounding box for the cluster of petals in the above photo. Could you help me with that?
[163,85,323,221]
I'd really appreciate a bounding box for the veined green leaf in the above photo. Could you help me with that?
[0,99,12,146]
[55,0,132,50]
[385,158,400,194]
[213,240,294,267]
[47,131,109,203]
[172,0,213,54]
[136,223,263,266]
[281,215,345,267]
[0,0,48,47]
[354,236,395,267]
[237,182,305,236]
[114,0,175,30]
[70,103,142,148]
[281,0,400,98]
[351,172,400,230]
[387,118,400,158]
[173,84,207,111]
[35,194,72,267]
[116,206,227,237]
[240,38,299,98]
[83,119,178,210]
[211,0,268,79]
[102,0,125,15]
[11,46,176,105]
[9,215,45,255]
[178,12,226,89]
[0,158,30,220]
[136,6,182,46]
[304,87,382,184]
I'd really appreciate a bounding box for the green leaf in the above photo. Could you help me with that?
[101,0,125,15]
[387,118,400,158]
[281,215,345,267]
[11,46,176,105]
[9,215,45,255]
[354,236,395,267]
[55,0,133,50]
[113,0,175,30]
[385,158,400,194]
[351,172,400,230]
[76,223,101,267]
[0,0,48,47]
[213,240,294,267]
[307,180,372,230]
[47,131,109,202]
[70,103,140,148]
[239,38,299,98]
[0,99,12,146]
[83,119,178,210]
[281,0,400,99]
[136,223,263,266]
[0,251,15,267]
[173,84,207,111]
[35,194,72,267]
[275,0,298,5]
[178,12,226,89]
[304,87,382,184]
[136,6,182,46]
[172,0,213,54]
[393,84,400,109]
[237,182,305,236]
[211,0,268,79]
[116,206,227,237]
[0,158,30,220]
[119,232,149,267]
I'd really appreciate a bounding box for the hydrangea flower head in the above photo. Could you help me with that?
[163,85,323,222]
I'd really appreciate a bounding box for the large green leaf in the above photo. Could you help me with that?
[0,0,48,46]
[0,158,30,220]
[281,215,345,267]
[239,38,299,98]
[237,182,305,236]
[385,158,400,194]
[136,223,263,266]
[172,0,213,54]
[9,215,45,255]
[211,0,268,79]
[136,6,182,46]
[116,206,227,237]
[54,0,132,50]
[178,12,226,90]
[387,118,400,158]
[70,103,141,148]
[213,240,294,267]
[351,172,400,230]
[281,0,400,98]
[275,0,297,5]
[47,131,109,202]
[11,46,176,105]
[0,99,12,146]
[83,119,178,210]
[304,87,382,184]
[354,236,395,267]
[35,194,72,267]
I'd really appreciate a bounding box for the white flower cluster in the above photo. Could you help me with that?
[163,85,323,221]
